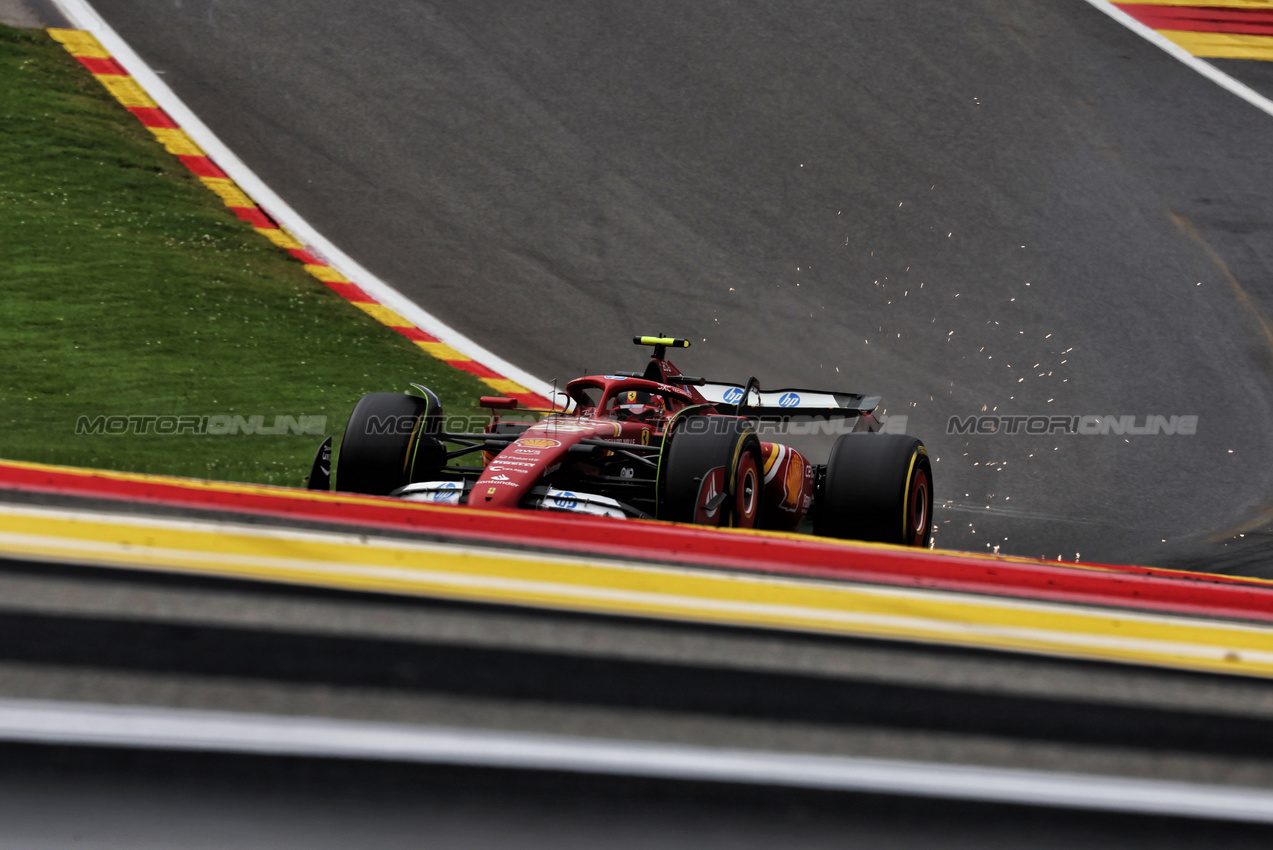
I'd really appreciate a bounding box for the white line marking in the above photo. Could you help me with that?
[1082,0,1273,120]
[3,698,1273,822]
[50,0,556,399]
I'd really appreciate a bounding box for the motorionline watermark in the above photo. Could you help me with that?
[75,414,328,436]
[947,414,1198,436]
[74,412,916,438]
[351,414,910,438]
[752,416,908,436]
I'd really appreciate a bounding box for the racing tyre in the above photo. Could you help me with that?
[814,433,933,547]
[336,391,445,495]
[658,417,763,528]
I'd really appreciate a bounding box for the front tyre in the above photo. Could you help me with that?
[658,417,763,528]
[336,391,444,495]
[814,433,933,547]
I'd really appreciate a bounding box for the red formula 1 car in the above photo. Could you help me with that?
[307,336,933,546]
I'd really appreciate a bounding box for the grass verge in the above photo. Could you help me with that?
[0,24,493,486]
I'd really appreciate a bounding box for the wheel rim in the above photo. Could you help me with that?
[734,453,760,528]
[908,466,930,546]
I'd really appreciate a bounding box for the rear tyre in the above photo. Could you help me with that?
[658,417,763,528]
[814,433,933,547]
[336,391,445,495]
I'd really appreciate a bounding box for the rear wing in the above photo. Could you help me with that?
[698,382,881,419]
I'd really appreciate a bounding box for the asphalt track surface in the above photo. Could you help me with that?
[4,747,1273,850]
[75,0,1273,572]
[4,546,1273,847]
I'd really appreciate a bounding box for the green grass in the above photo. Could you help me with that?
[0,24,492,485]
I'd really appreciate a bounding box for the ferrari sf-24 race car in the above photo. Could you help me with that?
[307,336,933,547]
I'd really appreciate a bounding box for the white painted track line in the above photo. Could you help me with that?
[1082,0,1273,120]
[3,698,1273,823]
[49,0,558,401]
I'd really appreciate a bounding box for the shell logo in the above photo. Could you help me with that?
[784,458,805,508]
[518,438,561,448]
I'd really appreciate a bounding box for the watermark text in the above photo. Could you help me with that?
[75,414,328,436]
[946,414,1197,436]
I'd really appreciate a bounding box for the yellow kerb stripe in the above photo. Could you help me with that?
[304,264,351,284]
[48,29,111,58]
[415,341,472,361]
[254,227,305,250]
[354,302,412,328]
[4,505,1273,678]
[146,127,205,157]
[200,177,256,208]
[1158,30,1273,60]
[94,75,158,109]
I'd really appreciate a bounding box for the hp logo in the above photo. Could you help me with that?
[778,392,801,408]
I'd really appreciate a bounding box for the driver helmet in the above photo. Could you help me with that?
[612,390,664,420]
